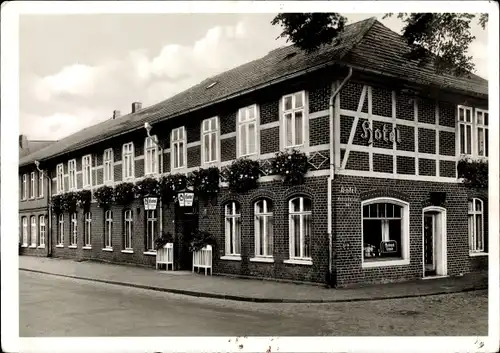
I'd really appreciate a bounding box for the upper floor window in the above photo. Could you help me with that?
[82,155,92,188]
[22,174,27,200]
[171,127,186,170]
[254,199,273,258]
[103,149,114,184]
[282,91,306,148]
[39,215,46,247]
[84,212,92,247]
[56,164,64,193]
[458,106,489,158]
[104,210,113,249]
[238,105,258,157]
[38,171,44,198]
[475,109,489,158]
[468,198,486,254]
[289,196,312,260]
[30,216,37,247]
[30,172,35,199]
[122,142,135,180]
[68,159,77,190]
[144,136,159,175]
[224,201,241,256]
[202,117,219,164]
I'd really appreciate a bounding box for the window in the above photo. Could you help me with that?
[105,210,113,249]
[30,172,36,198]
[70,213,78,246]
[21,217,28,246]
[38,171,44,197]
[254,199,273,257]
[84,212,92,247]
[144,136,159,175]
[57,214,64,246]
[458,106,489,158]
[39,215,46,247]
[122,143,135,180]
[171,127,186,170]
[475,109,489,158]
[103,149,114,184]
[361,198,410,266]
[289,197,312,260]
[124,210,133,250]
[238,105,258,157]
[68,159,77,190]
[468,198,486,254]
[202,117,219,164]
[56,164,64,193]
[282,91,306,148]
[145,210,157,252]
[30,216,37,246]
[22,174,27,199]
[224,202,241,256]
[82,155,92,188]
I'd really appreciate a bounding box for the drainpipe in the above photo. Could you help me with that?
[327,66,353,287]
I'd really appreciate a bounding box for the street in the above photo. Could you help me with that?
[20,271,488,336]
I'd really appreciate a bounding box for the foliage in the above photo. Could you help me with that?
[113,182,136,205]
[272,149,310,185]
[189,230,217,253]
[457,157,488,189]
[51,194,64,214]
[154,231,174,250]
[223,157,261,193]
[135,177,161,198]
[93,185,114,209]
[76,189,92,210]
[189,167,220,198]
[160,173,188,202]
[272,12,488,77]
[61,191,79,213]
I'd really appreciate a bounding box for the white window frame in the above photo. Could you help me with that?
[253,199,273,258]
[287,196,313,263]
[237,104,259,158]
[68,159,77,190]
[457,105,489,159]
[224,202,241,257]
[144,135,159,175]
[57,214,64,246]
[281,91,307,149]
[124,210,133,250]
[122,142,135,181]
[56,164,64,194]
[104,210,113,249]
[82,155,92,189]
[475,108,489,158]
[171,127,187,170]
[70,213,78,246]
[21,217,28,246]
[201,117,220,165]
[103,148,114,184]
[30,172,35,199]
[145,210,157,252]
[38,171,44,198]
[361,197,410,268]
[39,215,46,247]
[468,198,486,255]
[30,216,37,247]
[84,212,92,247]
[22,174,27,200]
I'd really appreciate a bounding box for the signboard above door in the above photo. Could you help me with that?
[177,192,194,207]
[144,197,158,210]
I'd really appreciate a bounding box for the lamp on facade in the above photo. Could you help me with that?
[144,122,153,137]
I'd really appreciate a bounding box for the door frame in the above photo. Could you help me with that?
[422,206,448,278]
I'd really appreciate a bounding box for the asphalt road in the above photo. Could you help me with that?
[19,271,488,336]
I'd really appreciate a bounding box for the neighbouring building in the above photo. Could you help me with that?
[18,18,489,287]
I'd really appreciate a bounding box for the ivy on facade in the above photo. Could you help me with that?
[457,158,488,190]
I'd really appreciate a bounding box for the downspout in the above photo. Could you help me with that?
[327,66,352,287]
[47,174,52,257]
[159,147,163,237]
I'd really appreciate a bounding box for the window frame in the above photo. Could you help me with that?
[21,217,28,246]
[281,91,307,149]
[56,164,64,194]
[122,142,135,181]
[144,135,159,175]
[475,108,489,158]
[124,209,133,250]
[145,210,157,252]
[237,104,259,158]
[57,214,64,246]
[457,105,489,159]
[103,148,114,184]
[39,215,46,247]
[287,196,313,262]
[253,199,273,258]
[224,201,242,257]
[104,210,113,249]
[201,117,220,165]
[70,213,78,246]
[68,159,77,191]
[361,197,410,268]
[84,212,92,248]
[30,172,36,199]
[171,127,187,170]
[468,198,487,255]
[82,155,93,189]
[38,171,44,198]
[30,215,37,247]
[22,174,27,200]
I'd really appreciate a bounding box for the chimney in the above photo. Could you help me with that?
[112,110,121,119]
[132,102,142,113]
[19,134,28,149]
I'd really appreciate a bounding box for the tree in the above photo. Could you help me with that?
[271,13,488,77]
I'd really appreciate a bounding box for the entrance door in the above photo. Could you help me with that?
[422,208,447,278]
[175,207,199,271]
[423,214,436,276]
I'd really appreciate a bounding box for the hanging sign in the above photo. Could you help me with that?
[178,193,185,207]
[380,240,397,254]
[144,197,158,210]
[184,193,194,207]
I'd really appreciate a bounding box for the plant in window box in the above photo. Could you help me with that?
[154,231,174,250]
[93,185,114,209]
[135,177,161,199]
[223,157,261,193]
[189,167,220,199]
[61,192,79,213]
[50,194,64,214]
[113,182,136,205]
[457,157,488,189]
[160,173,187,203]
[272,149,310,185]
[76,189,92,210]
[188,230,217,253]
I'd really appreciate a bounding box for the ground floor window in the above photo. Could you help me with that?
[468,198,486,253]
[145,210,156,251]
[30,216,37,247]
[21,217,28,246]
[39,215,46,246]
[84,212,92,247]
[225,201,241,256]
[70,213,78,246]
[57,214,64,245]
[289,196,312,260]
[124,210,133,250]
[362,199,409,263]
[105,210,113,249]
[254,199,273,257]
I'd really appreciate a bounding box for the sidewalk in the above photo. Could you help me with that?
[19,256,488,303]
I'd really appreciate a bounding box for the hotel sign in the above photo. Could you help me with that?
[178,192,194,207]
[144,197,158,210]
[361,120,401,145]
[380,240,398,254]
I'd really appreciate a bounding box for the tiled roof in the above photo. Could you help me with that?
[20,17,487,167]
[19,140,57,159]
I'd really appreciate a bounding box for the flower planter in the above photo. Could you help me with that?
[192,245,213,276]
[156,243,174,271]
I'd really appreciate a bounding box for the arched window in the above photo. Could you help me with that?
[254,199,273,258]
[468,198,486,254]
[124,209,133,250]
[104,210,113,249]
[57,214,64,246]
[84,212,92,247]
[288,196,312,260]
[144,136,159,175]
[39,215,46,247]
[224,202,241,256]
[70,213,78,246]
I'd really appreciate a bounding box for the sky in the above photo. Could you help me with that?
[19,12,489,141]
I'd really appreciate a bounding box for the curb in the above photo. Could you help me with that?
[20,268,487,304]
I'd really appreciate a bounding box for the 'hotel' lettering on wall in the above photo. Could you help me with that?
[360,120,401,145]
